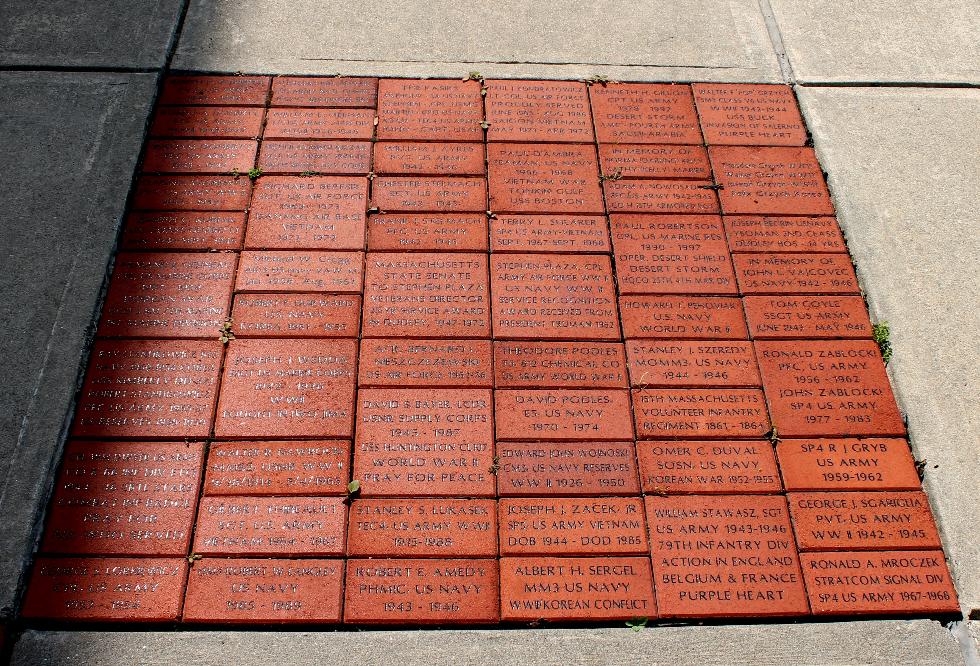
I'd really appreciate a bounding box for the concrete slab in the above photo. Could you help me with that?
[173,0,782,82]
[796,87,980,615]
[10,621,965,665]
[770,0,980,84]
[0,71,158,619]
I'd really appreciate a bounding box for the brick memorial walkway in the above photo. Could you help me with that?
[20,75,959,626]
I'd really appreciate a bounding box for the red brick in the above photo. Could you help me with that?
[150,106,264,139]
[374,142,485,175]
[193,496,347,556]
[490,253,620,340]
[755,340,904,437]
[485,80,593,142]
[183,558,342,623]
[496,441,640,497]
[235,250,364,293]
[21,557,187,622]
[358,339,492,387]
[493,341,628,389]
[692,84,807,146]
[121,211,245,251]
[788,491,941,551]
[271,77,378,107]
[161,75,269,106]
[362,252,489,338]
[372,176,487,212]
[500,556,656,621]
[710,146,834,215]
[620,295,748,340]
[204,440,351,496]
[610,214,736,295]
[495,389,633,441]
[41,441,203,556]
[632,388,770,439]
[744,295,872,339]
[258,140,371,174]
[626,340,760,387]
[368,213,488,251]
[734,253,859,295]
[499,498,648,556]
[214,339,356,439]
[245,176,367,250]
[344,559,498,624]
[776,438,920,491]
[73,339,221,439]
[590,83,701,144]
[353,388,494,497]
[347,499,497,557]
[603,180,720,214]
[143,139,257,173]
[231,293,361,338]
[636,440,780,494]
[376,79,483,142]
[801,550,958,615]
[264,108,374,140]
[598,144,711,180]
[97,252,236,338]
[133,175,251,211]
[490,214,610,253]
[647,495,808,617]
[724,215,846,253]
[488,143,603,214]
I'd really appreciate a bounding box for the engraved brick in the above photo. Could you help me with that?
[235,250,364,293]
[21,557,187,622]
[376,79,484,141]
[244,176,368,250]
[647,495,808,617]
[488,143,603,214]
[263,108,375,139]
[692,84,806,146]
[801,551,958,615]
[143,139,257,173]
[367,213,488,251]
[121,211,245,251]
[231,293,361,338]
[347,499,497,557]
[97,252,236,338]
[636,440,780,494]
[362,252,490,338]
[204,440,350,496]
[590,83,701,144]
[41,441,203,556]
[499,498,648,556]
[496,441,640,497]
[619,295,748,340]
[160,75,269,106]
[493,341,628,389]
[214,339,356,439]
[603,180,719,214]
[610,214,736,295]
[490,214,610,253]
[183,558,343,623]
[499,556,656,621]
[358,339,492,387]
[710,146,834,215]
[374,142,485,175]
[485,80,593,142]
[776,438,920,491]
[733,254,859,295]
[755,340,905,437]
[490,253,620,341]
[344,559,498,624]
[724,215,846,253]
[133,175,251,211]
[353,388,494,497]
[271,77,377,107]
[258,140,371,174]
[193,496,347,556]
[743,296,872,339]
[598,144,711,180]
[495,389,634,441]
[372,176,487,212]
[632,388,770,439]
[73,339,221,439]
[150,106,264,139]
[626,340,761,387]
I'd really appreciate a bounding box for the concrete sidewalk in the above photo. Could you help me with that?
[1,1,977,663]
